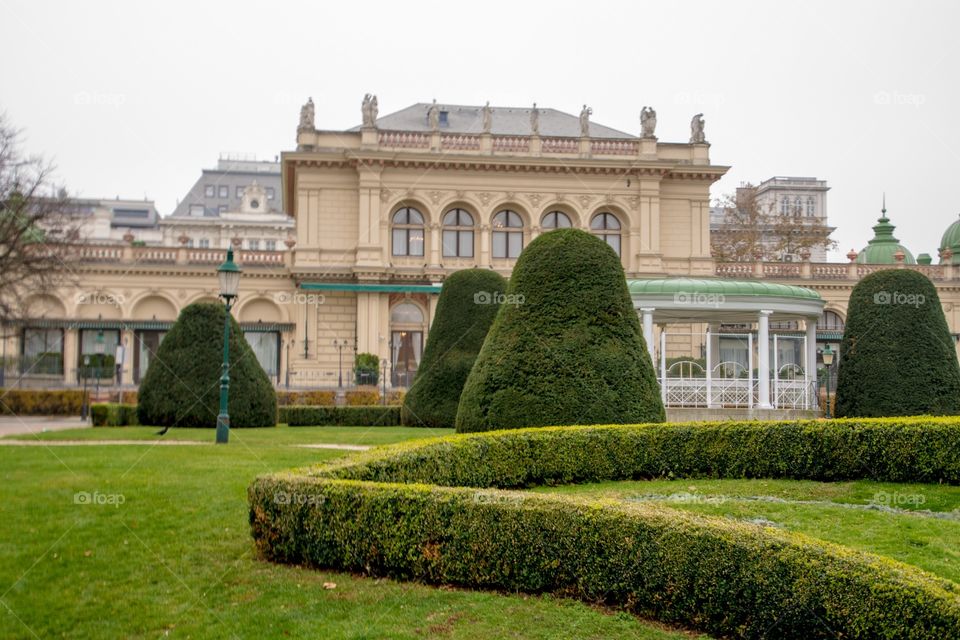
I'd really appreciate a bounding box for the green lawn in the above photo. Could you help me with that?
[0,428,705,640]
[536,478,960,583]
[11,424,452,447]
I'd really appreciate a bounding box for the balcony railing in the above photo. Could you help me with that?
[716,259,959,282]
[76,244,287,267]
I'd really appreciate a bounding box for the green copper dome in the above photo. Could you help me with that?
[938,213,960,264]
[856,200,915,265]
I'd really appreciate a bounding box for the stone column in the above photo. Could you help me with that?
[640,308,655,364]
[479,224,491,268]
[62,328,78,386]
[428,222,441,268]
[757,310,773,409]
[805,317,818,410]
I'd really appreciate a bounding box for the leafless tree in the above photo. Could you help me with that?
[0,113,80,327]
[710,184,836,262]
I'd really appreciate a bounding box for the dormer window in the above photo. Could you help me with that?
[439,110,449,127]
[250,199,260,210]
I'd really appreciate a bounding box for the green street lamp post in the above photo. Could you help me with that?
[216,247,242,444]
[821,344,835,419]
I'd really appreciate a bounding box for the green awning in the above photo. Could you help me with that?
[299,282,443,294]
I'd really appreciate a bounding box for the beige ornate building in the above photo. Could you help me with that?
[4,97,959,410]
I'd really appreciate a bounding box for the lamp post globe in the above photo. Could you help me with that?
[215,247,242,444]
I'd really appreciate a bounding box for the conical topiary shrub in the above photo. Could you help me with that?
[455,228,664,432]
[137,302,277,428]
[834,269,960,417]
[401,269,508,428]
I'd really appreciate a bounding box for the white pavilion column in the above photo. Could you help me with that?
[705,325,713,408]
[805,317,818,410]
[640,308,655,364]
[757,310,773,409]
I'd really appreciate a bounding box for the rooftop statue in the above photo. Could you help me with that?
[298,97,315,132]
[481,102,492,133]
[690,113,706,143]
[427,99,440,131]
[640,106,657,138]
[530,103,540,135]
[361,94,379,128]
[579,105,592,137]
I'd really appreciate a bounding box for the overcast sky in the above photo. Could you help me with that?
[1,0,957,261]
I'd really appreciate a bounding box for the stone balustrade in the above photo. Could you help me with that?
[76,244,287,267]
[716,259,958,281]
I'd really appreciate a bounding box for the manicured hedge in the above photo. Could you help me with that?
[835,269,960,417]
[280,405,400,427]
[276,390,336,406]
[0,389,84,415]
[250,417,960,639]
[344,388,379,406]
[402,268,507,428]
[91,403,139,427]
[138,303,277,428]
[456,229,664,432]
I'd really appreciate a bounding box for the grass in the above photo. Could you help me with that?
[10,424,452,447]
[0,428,705,640]
[536,478,960,583]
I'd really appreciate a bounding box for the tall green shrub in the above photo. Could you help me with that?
[456,228,664,432]
[834,269,960,417]
[137,302,277,428]
[401,269,507,428]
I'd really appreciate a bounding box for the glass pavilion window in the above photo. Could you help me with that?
[492,210,523,258]
[542,211,572,229]
[244,331,279,383]
[21,328,63,375]
[78,329,120,379]
[391,207,425,257]
[133,330,166,383]
[590,212,622,256]
[442,208,474,258]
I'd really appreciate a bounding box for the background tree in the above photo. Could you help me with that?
[138,303,277,428]
[710,184,836,262]
[834,269,960,417]
[0,113,79,326]
[401,268,507,428]
[455,229,664,433]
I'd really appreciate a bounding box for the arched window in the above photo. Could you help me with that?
[442,208,474,258]
[542,211,572,229]
[390,302,425,388]
[806,197,816,217]
[590,212,622,256]
[492,210,524,258]
[817,310,845,332]
[391,207,425,257]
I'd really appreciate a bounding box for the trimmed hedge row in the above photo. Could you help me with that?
[0,389,84,415]
[250,417,960,639]
[319,416,960,487]
[276,390,336,406]
[280,405,400,427]
[91,403,139,427]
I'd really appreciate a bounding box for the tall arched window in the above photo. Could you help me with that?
[492,210,524,258]
[542,211,572,229]
[817,310,845,332]
[806,197,816,217]
[590,212,622,256]
[390,302,425,388]
[442,208,474,257]
[392,207,425,256]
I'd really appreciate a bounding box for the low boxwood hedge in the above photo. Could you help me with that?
[250,416,960,639]
[0,389,84,415]
[280,405,400,427]
[91,403,139,427]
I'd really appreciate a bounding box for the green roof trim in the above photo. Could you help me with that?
[300,282,443,294]
[627,278,822,301]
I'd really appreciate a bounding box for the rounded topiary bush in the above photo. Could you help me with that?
[138,302,277,428]
[834,269,960,417]
[455,228,664,432]
[401,269,507,428]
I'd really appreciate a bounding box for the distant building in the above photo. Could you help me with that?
[710,176,833,262]
[163,155,292,250]
[53,198,162,245]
